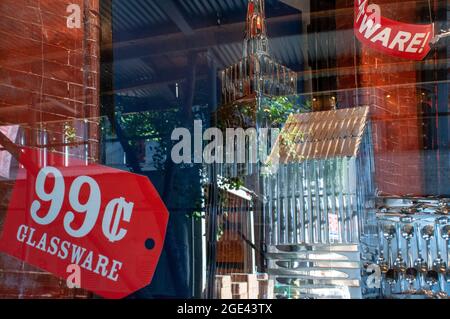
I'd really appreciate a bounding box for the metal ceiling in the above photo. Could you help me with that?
[102,0,303,103]
[101,1,449,107]
[102,0,289,33]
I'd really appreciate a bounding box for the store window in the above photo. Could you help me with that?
[0,0,448,300]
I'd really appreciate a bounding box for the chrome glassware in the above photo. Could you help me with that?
[434,220,448,298]
[437,201,449,215]
[422,225,439,289]
[441,225,450,283]
[433,223,446,272]
[402,224,417,291]
[414,223,427,291]
[376,223,388,297]
[394,223,407,292]
[377,224,389,274]
[383,224,398,288]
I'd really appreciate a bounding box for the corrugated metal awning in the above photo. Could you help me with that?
[268,106,370,163]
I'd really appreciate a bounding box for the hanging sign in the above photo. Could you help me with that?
[354,0,434,60]
[0,147,169,299]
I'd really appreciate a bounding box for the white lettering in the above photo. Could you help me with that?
[359,14,382,39]
[94,254,110,277]
[16,226,124,283]
[70,244,87,264]
[47,236,60,255]
[30,166,65,226]
[388,31,412,51]
[26,227,36,247]
[64,175,101,238]
[36,233,47,252]
[58,241,70,260]
[406,32,426,53]
[356,0,368,23]
[107,260,123,282]
[16,224,28,242]
[371,27,392,47]
[81,251,94,271]
[102,197,134,243]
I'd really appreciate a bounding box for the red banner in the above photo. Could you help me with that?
[0,148,169,299]
[354,0,434,60]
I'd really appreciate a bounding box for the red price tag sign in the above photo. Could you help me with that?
[0,148,169,299]
[354,0,433,61]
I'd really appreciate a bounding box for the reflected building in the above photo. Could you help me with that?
[205,0,298,296]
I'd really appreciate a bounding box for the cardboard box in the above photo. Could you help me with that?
[231,273,257,283]
[248,287,259,299]
[215,275,231,288]
[258,279,275,299]
[217,287,232,299]
[247,275,258,291]
[231,282,248,295]
[230,273,262,298]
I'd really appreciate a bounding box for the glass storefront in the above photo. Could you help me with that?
[0,0,448,299]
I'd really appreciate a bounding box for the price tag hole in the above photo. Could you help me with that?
[145,238,155,250]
